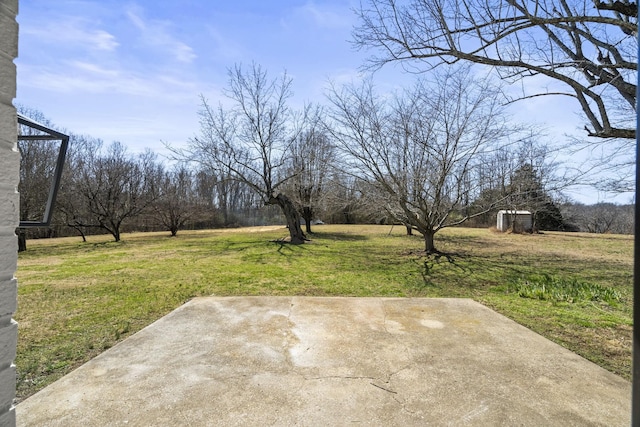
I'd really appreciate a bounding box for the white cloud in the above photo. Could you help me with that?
[204,26,246,61]
[125,5,197,64]
[288,1,354,30]
[18,61,201,153]
[90,30,119,51]
[327,68,367,86]
[126,7,146,30]
[20,61,198,103]
[21,18,119,52]
[69,61,119,78]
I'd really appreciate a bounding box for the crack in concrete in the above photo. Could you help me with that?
[283,299,299,366]
[282,299,315,396]
[280,300,422,419]
[393,395,419,415]
[377,302,421,415]
[373,366,423,417]
[307,375,377,381]
[370,382,397,394]
[387,365,412,381]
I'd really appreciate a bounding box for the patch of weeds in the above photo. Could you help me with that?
[509,274,621,305]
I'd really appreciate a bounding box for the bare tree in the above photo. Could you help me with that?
[177,63,307,243]
[327,68,515,253]
[56,134,102,241]
[194,164,252,226]
[583,202,619,233]
[152,165,200,236]
[353,0,637,140]
[320,173,369,224]
[285,108,337,233]
[75,141,157,242]
[563,201,634,233]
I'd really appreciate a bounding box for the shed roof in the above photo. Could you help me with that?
[497,210,531,215]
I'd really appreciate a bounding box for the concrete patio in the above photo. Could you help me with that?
[16,297,630,426]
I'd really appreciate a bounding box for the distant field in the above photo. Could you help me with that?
[15,224,633,401]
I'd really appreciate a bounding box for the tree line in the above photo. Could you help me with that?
[19,61,631,255]
[18,107,285,247]
[18,0,636,251]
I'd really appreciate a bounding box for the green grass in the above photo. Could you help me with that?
[15,225,633,401]
[508,274,622,305]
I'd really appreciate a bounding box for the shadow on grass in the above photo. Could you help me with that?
[272,240,309,257]
[551,233,633,242]
[309,231,370,242]
[406,251,472,289]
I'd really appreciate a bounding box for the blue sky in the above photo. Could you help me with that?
[15,1,631,204]
[16,1,379,148]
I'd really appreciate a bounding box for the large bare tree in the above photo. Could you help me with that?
[179,63,307,243]
[151,165,200,237]
[284,108,337,233]
[353,0,637,140]
[327,68,517,253]
[56,134,101,242]
[73,141,157,242]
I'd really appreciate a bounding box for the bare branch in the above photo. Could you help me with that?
[353,0,637,139]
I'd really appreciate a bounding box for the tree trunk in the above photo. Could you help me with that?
[70,224,87,242]
[405,224,413,236]
[271,193,306,244]
[509,211,519,233]
[302,206,313,234]
[17,229,27,252]
[105,219,123,242]
[343,207,353,224]
[424,231,436,254]
[222,204,229,226]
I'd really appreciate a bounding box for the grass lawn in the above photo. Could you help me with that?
[15,224,633,402]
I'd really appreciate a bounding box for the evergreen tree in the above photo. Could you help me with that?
[507,165,564,231]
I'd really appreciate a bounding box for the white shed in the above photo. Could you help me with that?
[496,210,532,232]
